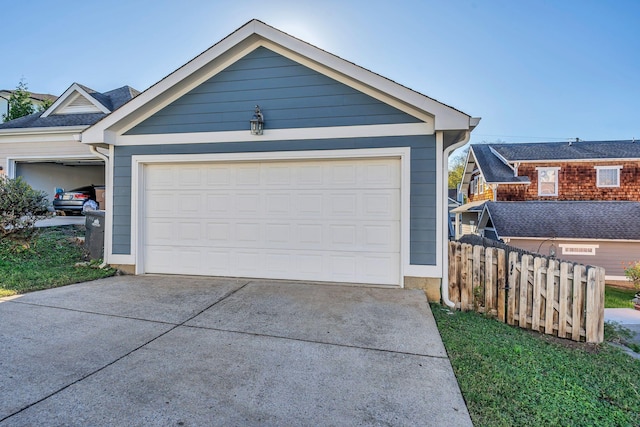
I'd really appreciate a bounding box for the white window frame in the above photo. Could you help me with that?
[536,167,560,197]
[595,165,622,188]
[559,244,599,256]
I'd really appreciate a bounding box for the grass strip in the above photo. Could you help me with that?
[605,285,637,309]
[432,304,640,427]
[0,226,115,295]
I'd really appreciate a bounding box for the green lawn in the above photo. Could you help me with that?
[432,304,640,427]
[605,285,637,309]
[0,226,115,297]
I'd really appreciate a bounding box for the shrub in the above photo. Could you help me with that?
[624,261,640,289]
[0,175,51,242]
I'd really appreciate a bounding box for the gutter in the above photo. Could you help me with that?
[88,142,110,269]
[441,129,474,308]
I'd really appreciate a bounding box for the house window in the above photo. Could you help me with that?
[595,166,622,187]
[478,176,485,194]
[471,177,477,195]
[536,167,560,196]
[559,244,599,256]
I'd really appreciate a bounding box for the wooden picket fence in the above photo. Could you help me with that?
[448,241,605,343]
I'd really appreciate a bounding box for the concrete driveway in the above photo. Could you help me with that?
[0,276,471,426]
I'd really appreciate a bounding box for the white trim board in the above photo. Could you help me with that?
[114,123,433,146]
[103,147,443,284]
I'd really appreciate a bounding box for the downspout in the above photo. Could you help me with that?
[88,144,110,269]
[441,130,472,308]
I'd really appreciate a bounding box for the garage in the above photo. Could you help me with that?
[14,160,104,204]
[142,157,401,285]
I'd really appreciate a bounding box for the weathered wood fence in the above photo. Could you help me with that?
[448,241,605,343]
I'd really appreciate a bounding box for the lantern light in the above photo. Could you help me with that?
[250,105,264,135]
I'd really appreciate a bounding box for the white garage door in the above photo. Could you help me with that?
[143,157,401,285]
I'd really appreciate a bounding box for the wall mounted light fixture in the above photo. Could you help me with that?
[250,105,264,135]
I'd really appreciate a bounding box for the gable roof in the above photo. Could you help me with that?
[0,85,139,130]
[466,144,531,185]
[480,201,640,241]
[82,19,478,145]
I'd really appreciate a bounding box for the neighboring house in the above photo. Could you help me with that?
[0,90,57,120]
[476,201,640,280]
[80,19,479,292]
[453,140,640,239]
[461,140,640,204]
[0,84,139,203]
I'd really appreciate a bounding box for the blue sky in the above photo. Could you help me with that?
[2,0,639,145]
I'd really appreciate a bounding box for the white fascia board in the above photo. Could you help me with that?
[83,20,472,144]
[42,83,110,117]
[116,123,432,146]
[0,125,87,138]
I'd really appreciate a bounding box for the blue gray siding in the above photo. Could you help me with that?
[112,135,438,266]
[125,47,420,135]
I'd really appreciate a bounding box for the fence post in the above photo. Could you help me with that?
[531,257,546,333]
[572,265,586,341]
[485,247,495,313]
[585,266,605,343]
[558,262,570,338]
[472,245,483,309]
[496,248,506,322]
[448,242,460,306]
[519,255,531,328]
[507,251,519,325]
[460,244,470,311]
[544,260,557,335]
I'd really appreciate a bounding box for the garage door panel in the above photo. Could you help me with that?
[143,158,401,285]
[145,166,176,190]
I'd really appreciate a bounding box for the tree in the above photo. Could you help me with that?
[37,97,54,112]
[2,79,35,122]
[0,176,51,243]
[448,146,469,189]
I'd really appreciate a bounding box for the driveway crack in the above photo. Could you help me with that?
[183,323,451,360]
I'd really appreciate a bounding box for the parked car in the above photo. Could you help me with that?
[53,185,105,215]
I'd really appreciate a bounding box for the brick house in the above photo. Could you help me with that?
[453,140,640,280]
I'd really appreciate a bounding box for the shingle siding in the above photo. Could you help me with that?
[125,47,420,135]
[497,161,640,201]
[111,135,438,265]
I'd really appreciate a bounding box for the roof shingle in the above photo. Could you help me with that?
[484,201,640,240]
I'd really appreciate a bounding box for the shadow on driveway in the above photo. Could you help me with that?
[0,275,471,426]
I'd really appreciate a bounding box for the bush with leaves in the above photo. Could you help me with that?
[0,175,51,242]
[624,261,640,289]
